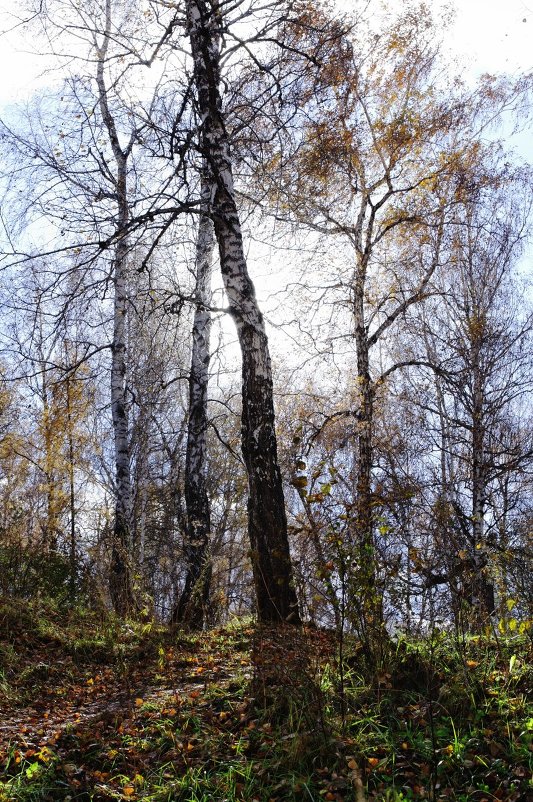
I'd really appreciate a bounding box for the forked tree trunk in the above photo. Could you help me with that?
[186,0,300,624]
[173,176,214,629]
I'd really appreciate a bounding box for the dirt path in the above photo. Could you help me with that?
[0,631,252,766]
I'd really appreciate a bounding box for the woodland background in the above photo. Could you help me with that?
[0,2,532,801]
[0,0,531,646]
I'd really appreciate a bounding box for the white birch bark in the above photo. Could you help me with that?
[96,0,135,615]
[185,0,300,623]
[469,314,495,617]
[173,173,214,628]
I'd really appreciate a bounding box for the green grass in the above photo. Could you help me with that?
[0,600,532,801]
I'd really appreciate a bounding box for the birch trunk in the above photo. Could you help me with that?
[108,205,134,616]
[173,176,214,629]
[65,374,77,599]
[352,264,381,644]
[470,347,495,619]
[353,275,373,561]
[97,0,135,616]
[185,0,300,624]
[40,365,60,553]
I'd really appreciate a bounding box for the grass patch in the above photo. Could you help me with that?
[0,600,531,801]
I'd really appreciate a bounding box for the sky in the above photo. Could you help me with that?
[440,0,532,76]
[0,0,531,371]
[0,0,532,107]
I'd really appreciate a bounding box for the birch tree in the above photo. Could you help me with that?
[0,0,193,614]
[92,0,136,614]
[252,2,529,645]
[184,0,300,624]
[172,174,215,629]
[408,181,533,626]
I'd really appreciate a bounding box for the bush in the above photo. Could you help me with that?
[0,545,77,603]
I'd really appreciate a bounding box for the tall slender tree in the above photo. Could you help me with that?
[95,0,136,615]
[184,0,300,624]
[408,182,533,625]
[173,174,215,628]
[249,1,529,642]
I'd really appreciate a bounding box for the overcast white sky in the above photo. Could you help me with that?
[0,0,532,106]
[440,0,532,75]
[0,0,531,184]
[0,0,531,354]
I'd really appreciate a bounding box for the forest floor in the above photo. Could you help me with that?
[0,599,531,802]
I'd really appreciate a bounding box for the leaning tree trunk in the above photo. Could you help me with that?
[186,0,300,624]
[97,0,135,616]
[173,176,215,629]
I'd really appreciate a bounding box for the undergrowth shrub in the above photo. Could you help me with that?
[0,545,81,604]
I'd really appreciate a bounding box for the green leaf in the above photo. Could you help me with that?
[25,761,40,779]
[506,599,517,612]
